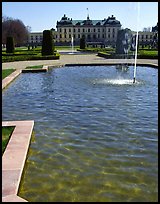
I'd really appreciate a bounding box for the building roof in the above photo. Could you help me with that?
[57,14,121,27]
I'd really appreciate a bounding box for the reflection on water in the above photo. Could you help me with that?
[2,66,158,202]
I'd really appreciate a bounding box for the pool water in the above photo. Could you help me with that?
[2,65,158,202]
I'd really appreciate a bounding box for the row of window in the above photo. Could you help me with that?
[59,33,115,39]
[140,35,153,39]
[59,28,115,33]
[30,36,43,40]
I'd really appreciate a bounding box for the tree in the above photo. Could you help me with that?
[41,30,54,56]
[80,36,86,49]
[2,16,30,46]
[6,36,15,53]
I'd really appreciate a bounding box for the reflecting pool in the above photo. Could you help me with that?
[2,65,158,202]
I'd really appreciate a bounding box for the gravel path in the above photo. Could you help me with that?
[2,53,158,70]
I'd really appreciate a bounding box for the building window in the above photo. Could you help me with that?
[64,28,66,33]
[102,34,105,38]
[78,34,80,38]
[98,34,100,38]
[83,28,85,32]
[60,34,62,38]
[88,28,90,32]
[108,34,110,38]
[108,28,110,32]
[64,34,66,38]
[113,28,115,33]
[69,28,71,32]
[87,34,91,39]
[94,28,96,32]
[78,28,80,32]
[146,35,148,39]
[69,34,71,38]
[98,28,100,32]
[103,29,104,32]
[93,34,96,39]
[60,28,62,32]
[141,35,144,39]
[73,34,76,38]
[113,34,115,38]
[74,28,75,32]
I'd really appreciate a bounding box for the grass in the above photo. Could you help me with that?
[138,49,158,56]
[55,46,79,50]
[2,69,16,79]
[2,126,15,154]
[25,65,43,69]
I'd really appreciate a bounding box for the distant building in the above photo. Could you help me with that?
[28,15,157,48]
[131,31,154,47]
[56,14,122,46]
[28,32,43,46]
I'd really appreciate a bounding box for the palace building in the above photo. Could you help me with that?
[28,14,156,48]
[55,14,121,46]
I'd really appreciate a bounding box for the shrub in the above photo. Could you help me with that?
[41,30,54,56]
[80,36,86,49]
[6,36,15,53]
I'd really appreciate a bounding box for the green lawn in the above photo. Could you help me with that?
[2,69,16,79]
[2,126,15,154]
[25,65,43,69]
[138,49,158,56]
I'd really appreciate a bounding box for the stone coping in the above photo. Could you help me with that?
[64,62,158,68]
[2,66,49,90]
[22,65,48,73]
[2,120,34,202]
[2,69,22,90]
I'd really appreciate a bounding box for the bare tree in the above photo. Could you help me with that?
[2,16,31,46]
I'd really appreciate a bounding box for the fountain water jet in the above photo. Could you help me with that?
[133,2,140,83]
[69,36,74,54]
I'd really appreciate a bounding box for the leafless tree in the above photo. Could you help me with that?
[2,15,31,46]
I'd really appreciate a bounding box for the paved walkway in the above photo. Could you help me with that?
[2,53,158,70]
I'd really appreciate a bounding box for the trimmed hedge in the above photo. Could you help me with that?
[6,37,15,53]
[2,54,60,63]
[42,30,54,56]
[80,37,86,49]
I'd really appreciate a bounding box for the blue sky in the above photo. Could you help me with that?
[2,2,158,32]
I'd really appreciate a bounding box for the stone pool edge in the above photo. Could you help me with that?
[2,65,49,90]
[64,62,158,68]
[2,69,22,90]
[2,120,34,202]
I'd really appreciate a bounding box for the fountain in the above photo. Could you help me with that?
[133,2,140,83]
[69,36,74,54]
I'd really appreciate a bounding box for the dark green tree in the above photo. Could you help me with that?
[41,30,54,56]
[80,36,86,49]
[6,36,15,53]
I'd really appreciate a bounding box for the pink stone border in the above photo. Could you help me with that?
[2,66,48,90]
[2,70,22,90]
[2,120,34,202]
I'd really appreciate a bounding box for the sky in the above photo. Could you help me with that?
[2,2,158,32]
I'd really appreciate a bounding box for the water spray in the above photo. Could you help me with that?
[133,2,140,83]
